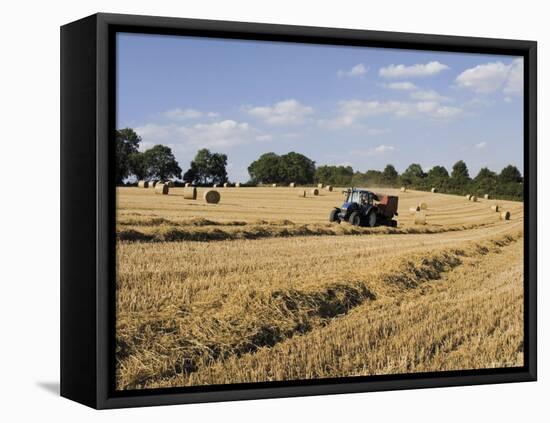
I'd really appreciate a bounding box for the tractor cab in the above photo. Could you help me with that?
[344,189,374,207]
[329,187,398,227]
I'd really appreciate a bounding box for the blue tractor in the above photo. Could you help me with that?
[329,188,399,227]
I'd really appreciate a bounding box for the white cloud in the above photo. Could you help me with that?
[385,80,450,102]
[338,63,369,78]
[373,144,395,153]
[246,99,314,125]
[351,144,396,157]
[455,59,523,95]
[455,62,509,93]
[379,61,449,78]
[503,59,524,95]
[135,123,176,146]
[135,119,265,150]
[319,114,354,129]
[256,134,273,142]
[409,89,449,102]
[430,105,462,119]
[463,97,495,108]
[162,108,219,120]
[475,141,488,149]
[386,81,418,90]
[326,99,462,127]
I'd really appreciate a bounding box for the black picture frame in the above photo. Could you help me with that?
[61,12,537,409]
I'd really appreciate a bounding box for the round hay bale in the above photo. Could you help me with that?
[272,183,277,187]
[183,187,197,200]
[490,204,500,212]
[470,195,477,202]
[409,206,421,214]
[325,185,333,192]
[137,180,148,188]
[414,212,427,225]
[150,181,158,188]
[213,183,218,188]
[431,187,437,193]
[289,182,296,188]
[484,194,490,199]
[298,190,306,198]
[465,194,472,201]
[203,190,221,204]
[418,202,428,210]
[400,187,407,192]
[155,183,169,195]
[317,183,323,189]
[165,181,174,187]
[311,188,319,196]
[223,182,229,188]
[235,182,241,187]
[184,182,190,187]
[500,211,511,221]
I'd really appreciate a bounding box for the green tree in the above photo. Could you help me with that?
[427,165,449,189]
[279,152,316,184]
[449,160,471,191]
[494,165,523,200]
[382,164,399,184]
[190,149,212,184]
[142,145,182,181]
[208,152,229,184]
[129,152,147,181]
[400,163,426,186]
[182,161,199,184]
[499,165,523,183]
[184,148,228,185]
[451,160,470,181]
[248,152,315,184]
[475,167,497,181]
[248,152,282,184]
[403,163,426,179]
[315,165,354,186]
[473,167,497,196]
[351,170,383,186]
[428,165,449,179]
[115,128,141,184]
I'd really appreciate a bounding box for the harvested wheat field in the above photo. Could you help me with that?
[115,186,524,390]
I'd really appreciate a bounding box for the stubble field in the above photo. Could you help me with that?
[115,186,524,390]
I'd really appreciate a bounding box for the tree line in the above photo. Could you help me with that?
[116,129,182,183]
[116,128,227,185]
[116,127,523,201]
[247,152,523,200]
[349,161,523,201]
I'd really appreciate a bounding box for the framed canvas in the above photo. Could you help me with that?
[60,13,537,409]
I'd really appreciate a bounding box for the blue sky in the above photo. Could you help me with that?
[117,33,524,183]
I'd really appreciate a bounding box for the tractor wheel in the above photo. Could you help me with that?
[349,211,362,226]
[329,209,340,223]
[366,211,377,227]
